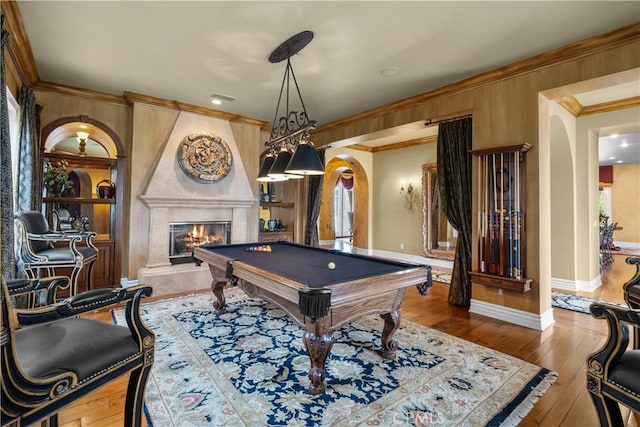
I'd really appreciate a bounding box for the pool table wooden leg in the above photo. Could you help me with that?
[303,322,334,395]
[211,280,226,314]
[380,311,400,359]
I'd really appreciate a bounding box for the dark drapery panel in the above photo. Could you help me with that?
[16,85,41,212]
[437,117,473,307]
[305,149,325,246]
[0,15,16,279]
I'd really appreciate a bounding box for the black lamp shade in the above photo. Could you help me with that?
[256,155,276,181]
[268,150,293,178]
[286,143,325,175]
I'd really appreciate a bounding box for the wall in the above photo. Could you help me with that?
[311,36,640,318]
[612,162,640,245]
[373,143,436,254]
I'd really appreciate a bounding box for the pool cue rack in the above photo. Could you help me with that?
[470,143,533,292]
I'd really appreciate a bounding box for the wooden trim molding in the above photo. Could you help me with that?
[316,22,640,133]
[1,0,38,85]
[556,96,584,116]
[125,92,269,128]
[34,81,129,106]
[350,135,438,153]
[580,96,640,116]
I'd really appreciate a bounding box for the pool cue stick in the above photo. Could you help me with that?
[478,157,485,273]
[507,153,514,277]
[484,156,490,273]
[514,152,521,279]
[499,153,505,276]
[491,155,499,274]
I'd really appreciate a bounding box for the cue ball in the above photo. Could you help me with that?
[328,262,336,270]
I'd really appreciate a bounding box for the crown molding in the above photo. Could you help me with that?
[34,81,129,106]
[125,92,268,128]
[1,0,38,85]
[579,95,640,116]
[316,22,640,133]
[356,135,438,153]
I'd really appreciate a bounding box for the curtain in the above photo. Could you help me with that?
[437,117,473,307]
[0,14,16,279]
[305,149,325,246]
[16,85,40,212]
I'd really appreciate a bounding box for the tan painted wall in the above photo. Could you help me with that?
[311,41,640,315]
[612,163,640,245]
[373,143,437,255]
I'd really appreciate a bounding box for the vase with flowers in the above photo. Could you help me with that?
[44,160,74,197]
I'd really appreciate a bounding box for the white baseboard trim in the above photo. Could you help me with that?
[469,299,555,331]
[120,277,139,288]
[615,241,640,249]
[551,276,601,292]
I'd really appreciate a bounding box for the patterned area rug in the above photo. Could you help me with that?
[115,288,556,426]
[551,291,626,314]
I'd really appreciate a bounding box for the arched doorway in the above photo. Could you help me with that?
[41,115,126,288]
[319,155,369,249]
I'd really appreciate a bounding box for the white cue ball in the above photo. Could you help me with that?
[327,262,336,270]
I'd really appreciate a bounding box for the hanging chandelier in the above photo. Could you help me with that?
[257,31,325,182]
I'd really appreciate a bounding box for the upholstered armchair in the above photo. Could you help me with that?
[15,211,98,297]
[587,303,640,426]
[0,277,155,427]
[5,276,69,308]
[52,208,73,231]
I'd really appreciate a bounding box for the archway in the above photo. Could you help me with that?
[40,115,126,285]
[319,155,369,249]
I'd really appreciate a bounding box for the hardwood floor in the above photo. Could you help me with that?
[56,253,639,426]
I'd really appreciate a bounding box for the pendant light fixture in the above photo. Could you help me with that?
[257,31,325,181]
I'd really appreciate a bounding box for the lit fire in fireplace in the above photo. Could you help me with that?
[178,224,223,253]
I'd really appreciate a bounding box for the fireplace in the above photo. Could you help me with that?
[169,221,231,264]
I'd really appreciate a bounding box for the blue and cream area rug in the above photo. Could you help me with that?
[115,288,556,426]
[551,291,626,314]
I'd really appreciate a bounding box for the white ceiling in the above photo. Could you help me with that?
[16,1,640,161]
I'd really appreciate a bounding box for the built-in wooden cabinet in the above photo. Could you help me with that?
[42,153,118,290]
[258,181,298,242]
[470,144,532,292]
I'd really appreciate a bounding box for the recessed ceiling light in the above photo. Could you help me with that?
[210,93,237,105]
[380,66,400,77]
[621,142,629,147]
[610,133,619,138]
[616,160,623,163]
[608,156,616,160]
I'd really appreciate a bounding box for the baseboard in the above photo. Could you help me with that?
[551,276,601,292]
[615,241,640,249]
[469,299,555,331]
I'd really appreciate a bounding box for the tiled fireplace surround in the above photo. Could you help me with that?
[136,112,256,296]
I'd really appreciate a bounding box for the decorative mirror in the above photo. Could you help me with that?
[422,163,456,260]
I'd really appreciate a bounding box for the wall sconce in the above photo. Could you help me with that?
[77,131,89,156]
[400,182,416,212]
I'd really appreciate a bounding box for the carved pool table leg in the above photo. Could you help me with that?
[380,311,401,359]
[303,323,334,395]
[211,280,226,314]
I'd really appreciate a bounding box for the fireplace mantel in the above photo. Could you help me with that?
[140,195,256,209]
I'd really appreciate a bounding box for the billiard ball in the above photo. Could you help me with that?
[328,262,335,270]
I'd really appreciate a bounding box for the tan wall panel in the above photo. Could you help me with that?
[612,163,640,244]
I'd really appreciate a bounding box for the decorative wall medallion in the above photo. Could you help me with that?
[177,132,233,183]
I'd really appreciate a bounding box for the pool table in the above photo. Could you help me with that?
[193,241,432,394]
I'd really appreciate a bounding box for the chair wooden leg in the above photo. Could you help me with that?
[589,391,625,427]
[124,362,153,427]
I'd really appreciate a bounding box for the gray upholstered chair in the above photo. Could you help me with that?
[15,210,98,297]
[52,207,73,231]
[1,276,155,426]
[587,303,640,426]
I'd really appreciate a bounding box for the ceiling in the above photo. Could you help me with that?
[15,1,640,160]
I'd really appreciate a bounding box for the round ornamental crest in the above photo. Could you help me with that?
[177,132,233,183]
